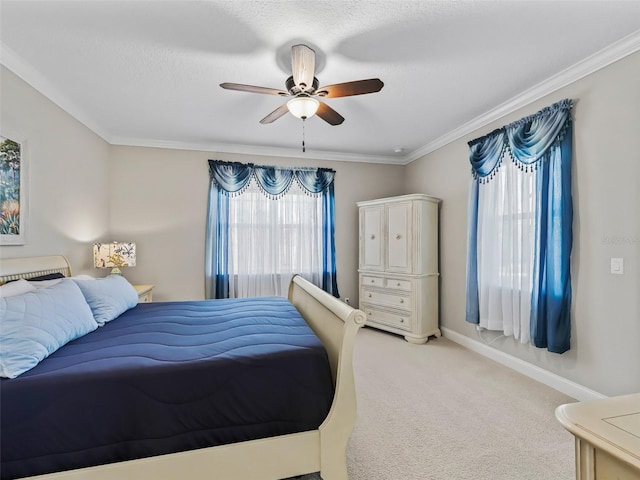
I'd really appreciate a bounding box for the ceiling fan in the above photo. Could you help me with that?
[220,44,384,126]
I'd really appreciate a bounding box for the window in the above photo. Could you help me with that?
[227,180,323,297]
[205,160,339,300]
[466,99,573,353]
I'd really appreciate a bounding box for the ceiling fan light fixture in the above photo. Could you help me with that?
[287,96,319,119]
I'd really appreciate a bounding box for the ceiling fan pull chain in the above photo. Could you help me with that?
[302,118,306,153]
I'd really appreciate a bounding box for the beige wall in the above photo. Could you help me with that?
[2,50,638,397]
[108,147,405,304]
[0,66,110,271]
[404,51,640,396]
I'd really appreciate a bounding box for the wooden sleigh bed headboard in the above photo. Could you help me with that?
[0,255,366,480]
[0,255,72,285]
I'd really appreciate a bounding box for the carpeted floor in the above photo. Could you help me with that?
[298,327,576,480]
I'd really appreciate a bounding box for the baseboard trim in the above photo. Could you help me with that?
[441,327,605,402]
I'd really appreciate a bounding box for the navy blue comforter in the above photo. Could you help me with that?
[0,297,334,479]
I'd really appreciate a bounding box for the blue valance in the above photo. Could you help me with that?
[208,160,335,198]
[469,99,573,182]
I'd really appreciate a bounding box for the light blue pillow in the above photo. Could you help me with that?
[72,275,138,326]
[0,279,98,378]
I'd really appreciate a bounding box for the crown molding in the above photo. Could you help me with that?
[404,29,640,164]
[109,136,404,165]
[1,40,402,164]
[0,41,112,141]
[4,28,639,166]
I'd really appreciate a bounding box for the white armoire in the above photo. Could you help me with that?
[357,194,441,344]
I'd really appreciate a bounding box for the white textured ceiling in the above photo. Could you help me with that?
[2,0,640,164]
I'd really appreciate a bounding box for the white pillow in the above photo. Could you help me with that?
[0,279,98,378]
[0,279,37,298]
[72,275,138,326]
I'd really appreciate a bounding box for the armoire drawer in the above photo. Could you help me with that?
[362,275,384,288]
[384,278,412,291]
[361,275,412,291]
[363,307,411,331]
[362,288,411,311]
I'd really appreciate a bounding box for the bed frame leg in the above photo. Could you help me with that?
[319,452,348,480]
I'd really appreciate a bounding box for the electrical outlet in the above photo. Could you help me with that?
[344,297,350,305]
[611,257,624,275]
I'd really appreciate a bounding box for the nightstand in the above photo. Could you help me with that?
[556,393,640,479]
[134,284,154,303]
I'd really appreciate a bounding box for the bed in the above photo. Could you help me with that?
[0,255,365,480]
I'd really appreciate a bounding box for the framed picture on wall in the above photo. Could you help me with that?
[0,132,28,245]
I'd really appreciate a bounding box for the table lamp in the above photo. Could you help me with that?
[93,242,136,275]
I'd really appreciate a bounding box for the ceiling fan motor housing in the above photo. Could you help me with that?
[286,75,319,96]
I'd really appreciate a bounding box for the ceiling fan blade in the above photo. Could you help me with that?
[259,104,290,124]
[316,101,344,126]
[220,83,288,96]
[316,78,384,98]
[291,44,315,91]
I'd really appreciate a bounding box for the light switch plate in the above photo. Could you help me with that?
[611,257,624,274]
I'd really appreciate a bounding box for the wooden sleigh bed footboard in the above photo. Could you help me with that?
[0,256,366,480]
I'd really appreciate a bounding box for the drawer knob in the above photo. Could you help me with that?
[395,234,401,240]
[400,299,404,304]
[368,312,372,316]
[371,279,375,283]
[370,234,375,240]
[368,293,372,298]
[400,318,405,323]
[397,282,401,287]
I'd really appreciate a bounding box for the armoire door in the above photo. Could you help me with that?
[360,205,384,270]
[386,202,412,273]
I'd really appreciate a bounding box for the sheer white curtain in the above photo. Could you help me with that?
[476,153,536,343]
[227,180,323,298]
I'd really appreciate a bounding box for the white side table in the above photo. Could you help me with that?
[134,284,154,303]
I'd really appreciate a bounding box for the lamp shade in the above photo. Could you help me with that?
[287,96,319,119]
[93,242,136,274]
